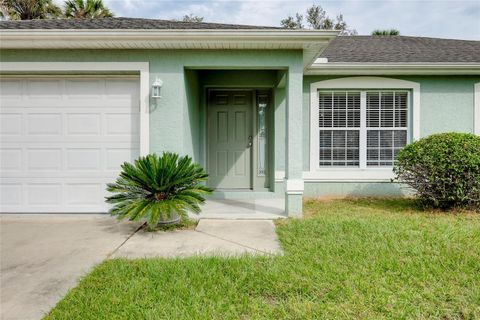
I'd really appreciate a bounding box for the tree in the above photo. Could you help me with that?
[281,4,357,35]
[0,0,61,20]
[181,14,203,23]
[372,29,400,36]
[64,0,113,19]
[280,13,303,29]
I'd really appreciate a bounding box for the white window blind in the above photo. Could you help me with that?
[319,91,360,166]
[318,90,409,168]
[366,91,408,166]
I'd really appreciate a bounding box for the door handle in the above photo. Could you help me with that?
[247,135,253,148]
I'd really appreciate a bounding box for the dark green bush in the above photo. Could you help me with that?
[393,133,480,210]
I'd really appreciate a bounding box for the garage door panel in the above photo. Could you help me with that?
[26,184,62,205]
[2,136,140,144]
[1,144,138,176]
[105,79,140,107]
[27,113,63,135]
[0,113,22,135]
[106,113,140,135]
[0,148,22,170]
[0,76,140,213]
[66,148,102,170]
[106,148,140,170]
[0,183,22,205]
[65,79,104,98]
[1,169,130,178]
[27,148,63,171]
[0,79,22,97]
[1,179,113,213]
[25,79,63,100]
[65,183,104,205]
[66,113,102,135]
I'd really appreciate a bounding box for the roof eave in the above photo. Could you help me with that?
[0,29,340,69]
[306,63,480,75]
[0,29,339,47]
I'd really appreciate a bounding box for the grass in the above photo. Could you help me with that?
[45,198,480,319]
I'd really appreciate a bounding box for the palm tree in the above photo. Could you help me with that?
[64,0,112,19]
[106,152,212,228]
[0,0,61,20]
[372,29,400,36]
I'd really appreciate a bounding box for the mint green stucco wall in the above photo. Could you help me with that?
[0,49,300,168]
[2,48,478,198]
[297,75,480,197]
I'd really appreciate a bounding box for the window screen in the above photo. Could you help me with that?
[318,90,409,168]
[366,91,408,166]
[319,91,360,166]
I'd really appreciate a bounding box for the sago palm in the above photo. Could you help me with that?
[64,0,112,19]
[106,152,212,228]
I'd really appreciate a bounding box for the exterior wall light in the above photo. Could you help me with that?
[151,78,163,98]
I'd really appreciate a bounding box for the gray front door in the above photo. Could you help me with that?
[207,90,252,189]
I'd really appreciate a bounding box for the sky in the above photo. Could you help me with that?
[82,0,480,40]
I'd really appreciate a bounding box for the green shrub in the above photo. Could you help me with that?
[105,152,213,227]
[393,132,480,210]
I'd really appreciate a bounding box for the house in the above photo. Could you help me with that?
[0,17,479,216]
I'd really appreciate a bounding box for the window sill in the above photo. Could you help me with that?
[303,169,395,182]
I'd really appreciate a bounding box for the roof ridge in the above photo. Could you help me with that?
[0,16,281,30]
[341,35,479,42]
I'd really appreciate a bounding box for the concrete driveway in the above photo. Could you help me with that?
[0,214,141,320]
[0,214,281,320]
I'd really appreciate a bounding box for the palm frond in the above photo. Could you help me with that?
[106,152,213,226]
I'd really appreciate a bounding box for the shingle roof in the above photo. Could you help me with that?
[320,36,480,63]
[0,17,280,30]
[1,18,479,64]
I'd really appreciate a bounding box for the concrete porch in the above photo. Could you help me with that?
[194,198,286,220]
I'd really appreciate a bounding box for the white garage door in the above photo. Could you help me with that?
[0,76,140,213]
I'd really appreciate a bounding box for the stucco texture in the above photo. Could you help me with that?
[2,49,479,197]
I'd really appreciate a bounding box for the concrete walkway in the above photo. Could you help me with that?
[113,219,281,258]
[0,214,281,320]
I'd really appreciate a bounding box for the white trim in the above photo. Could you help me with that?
[309,77,420,181]
[285,179,304,195]
[274,170,394,183]
[475,83,480,135]
[275,170,285,182]
[0,30,337,51]
[0,62,150,155]
[303,169,394,182]
[306,63,480,75]
[359,91,367,169]
[285,179,304,191]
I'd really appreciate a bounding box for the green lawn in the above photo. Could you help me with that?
[45,199,480,319]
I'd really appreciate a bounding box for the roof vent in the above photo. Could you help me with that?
[314,57,329,64]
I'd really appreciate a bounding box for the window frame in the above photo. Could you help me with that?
[309,77,420,181]
[475,82,480,135]
[318,90,362,167]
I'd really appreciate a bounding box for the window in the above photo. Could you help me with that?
[318,91,360,166]
[318,90,409,168]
